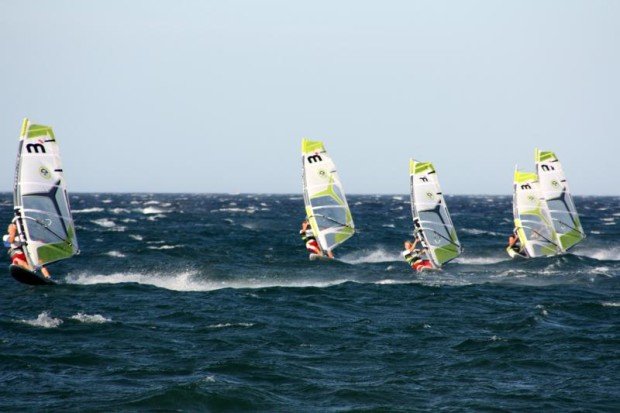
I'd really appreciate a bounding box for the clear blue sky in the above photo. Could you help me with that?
[1,0,618,194]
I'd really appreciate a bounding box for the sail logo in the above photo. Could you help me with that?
[39,167,51,179]
[521,184,532,190]
[26,143,46,154]
[307,154,323,164]
[426,192,434,200]
[420,177,429,183]
[541,164,555,171]
[551,180,560,188]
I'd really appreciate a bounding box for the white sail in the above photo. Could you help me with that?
[301,138,354,252]
[409,160,461,267]
[13,119,79,268]
[512,168,560,258]
[535,149,585,252]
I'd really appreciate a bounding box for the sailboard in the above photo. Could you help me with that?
[10,118,79,284]
[535,149,585,252]
[301,138,355,255]
[511,168,560,258]
[409,159,461,268]
[309,253,334,262]
[9,264,56,285]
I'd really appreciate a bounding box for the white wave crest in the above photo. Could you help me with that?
[461,228,503,236]
[73,207,104,214]
[142,206,168,215]
[21,311,62,328]
[147,245,180,250]
[575,247,620,261]
[340,249,401,264]
[65,271,350,292]
[70,313,112,323]
[211,207,257,214]
[207,322,254,329]
[105,250,126,258]
[109,208,130,214]
[602,302,620,307]
[91,218,116,228]
[129,234,144,241]
[91,219,126,232]
[454,256,507,265]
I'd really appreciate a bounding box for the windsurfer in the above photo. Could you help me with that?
[402,238,431,272]
[4,220,50,278]
[300,219,334,259]
[507,230,527,258]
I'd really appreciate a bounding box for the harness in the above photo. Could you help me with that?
[403,249,422,266]
[300,228,316,243]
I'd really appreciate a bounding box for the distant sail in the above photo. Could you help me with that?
[512,168,560,258]
[13,119,79,268]
[535,149,585,252]
[409,160,461,267]
[301,138,354,252]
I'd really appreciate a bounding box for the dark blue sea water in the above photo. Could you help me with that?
[1,193,618,411]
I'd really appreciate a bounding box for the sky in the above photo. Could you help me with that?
[0,0,618,195]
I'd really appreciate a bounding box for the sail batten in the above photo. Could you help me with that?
[302,138,354,252]
[13,118,79,268]
[409,159,461,267]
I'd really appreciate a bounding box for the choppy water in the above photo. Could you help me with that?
[1,193,618,411]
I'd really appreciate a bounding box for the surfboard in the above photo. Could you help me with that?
[9,265,56,285]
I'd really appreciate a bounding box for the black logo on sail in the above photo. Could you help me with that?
[26,143,46,154]
[307,154,322,164]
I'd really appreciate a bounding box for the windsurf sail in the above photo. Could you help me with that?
[13,119,79,269]
[512,168,560,258]
[409,159,461,267]
[535,149,585,252]
[301,138,355,252]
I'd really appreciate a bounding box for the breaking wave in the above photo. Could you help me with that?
[20,311,63,328]
[574,247,620,261]
[339,248,402,264]
[70,313,112,323]
[65,271,350,292]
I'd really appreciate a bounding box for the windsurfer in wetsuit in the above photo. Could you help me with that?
[4,219,50,278]
[402,238,432,272]
[300,219,334,259]
[507,229,527,257]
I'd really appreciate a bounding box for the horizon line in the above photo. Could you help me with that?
[0,191,616,197]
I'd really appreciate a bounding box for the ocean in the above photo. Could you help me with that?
[0,193,618,411]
